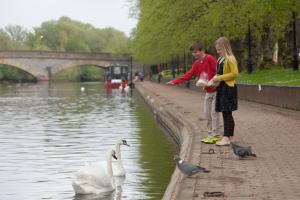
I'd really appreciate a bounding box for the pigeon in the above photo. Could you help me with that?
[174,155,210,176]
[231,143,257,158]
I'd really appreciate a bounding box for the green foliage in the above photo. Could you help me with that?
[258,57,276,70]
[0,27,28,50]
[5,25,28,42]
[29,17,130,55]
[51,65,104,81]
[0,64,36,82]
[50,67,81,81]
[79,66,105,82]
[1,16,130,55]
[0,30,11,50]
[131,0,300,66]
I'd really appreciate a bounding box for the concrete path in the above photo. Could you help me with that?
[135,81,300,200]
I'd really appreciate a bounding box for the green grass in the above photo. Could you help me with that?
[237,67,300,86]
[150,67,300,86]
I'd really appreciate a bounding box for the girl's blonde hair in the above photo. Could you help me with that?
[215,37,237,64]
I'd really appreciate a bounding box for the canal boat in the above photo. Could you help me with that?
[105,64,130,89]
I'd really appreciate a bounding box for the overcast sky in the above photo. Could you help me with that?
[0,0,138,36]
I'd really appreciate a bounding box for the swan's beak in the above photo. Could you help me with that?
[113,154,118,160]
[122,139,130,146]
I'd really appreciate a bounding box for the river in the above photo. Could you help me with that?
[0,82,176,200]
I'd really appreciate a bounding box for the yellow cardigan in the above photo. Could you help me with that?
[215,57,238,87]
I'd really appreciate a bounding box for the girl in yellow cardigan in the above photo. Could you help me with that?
[213,37,238,146]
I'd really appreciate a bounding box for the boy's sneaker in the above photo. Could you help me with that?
[208,133,221,138]
[201,136,221,144]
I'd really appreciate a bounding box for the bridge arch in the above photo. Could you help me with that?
[0,59,48,81]
[0,51,131,81]
[50,60,109,76]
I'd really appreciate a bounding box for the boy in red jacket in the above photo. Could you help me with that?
[167,41,221,142]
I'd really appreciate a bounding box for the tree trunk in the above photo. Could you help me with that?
[259,25,274,69]
[231,39,245,72]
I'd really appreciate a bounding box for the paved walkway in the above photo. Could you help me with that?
[136,81,300,200]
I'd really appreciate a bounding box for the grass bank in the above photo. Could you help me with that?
[155,67,300,87]
[237,67,300,86]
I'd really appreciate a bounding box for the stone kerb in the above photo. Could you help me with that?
[135,83,197,200]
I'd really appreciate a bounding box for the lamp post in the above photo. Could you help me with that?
[183,50,190,88]
[130,56,133,96]
[247,23,253,73]
[292,11,299,70]
[158,63,161,83]
[39,35,44,50]
[46,66,51,81]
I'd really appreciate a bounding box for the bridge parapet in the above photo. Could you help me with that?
[0,50,130,61]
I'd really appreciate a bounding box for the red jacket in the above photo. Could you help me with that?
[171,54,217,93]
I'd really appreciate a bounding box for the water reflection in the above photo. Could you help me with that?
[133,96,177,199]
[0,82,176,200]
[73,176,125,200]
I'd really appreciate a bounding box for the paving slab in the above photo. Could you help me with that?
[135,81,300,200]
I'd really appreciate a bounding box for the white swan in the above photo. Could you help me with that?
[94,139,130,177]
[112,139,130,177]
[72,149,117,195]
[79,139,129,179]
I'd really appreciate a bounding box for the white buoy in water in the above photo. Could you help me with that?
[80,87,85,92]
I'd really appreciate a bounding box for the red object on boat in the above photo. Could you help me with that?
[121,80,128,88]
[111,79,122,89]
[106,80,112,89]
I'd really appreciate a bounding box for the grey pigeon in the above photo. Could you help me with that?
[231,143,257,158]
[174,155,210,176]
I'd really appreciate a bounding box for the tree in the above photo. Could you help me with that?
[5,25,28,42]
[0,30,11,50]
[131,0,300,70]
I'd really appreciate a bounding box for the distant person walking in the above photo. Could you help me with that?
[133,72,140,83]
[211,37,239,146]
[167,41,221,140]
[139,72,144,81]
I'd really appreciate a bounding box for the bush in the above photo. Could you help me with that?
[258,57,275,70]
[0,64,36,82]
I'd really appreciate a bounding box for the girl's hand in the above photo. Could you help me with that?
[212,75,219,82]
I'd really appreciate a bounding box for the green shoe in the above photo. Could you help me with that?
[201,137,210,143]
[201,137,221,144]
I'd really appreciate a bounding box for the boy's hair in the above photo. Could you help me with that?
[190,41,204,51]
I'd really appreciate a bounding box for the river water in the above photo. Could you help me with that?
[0,82,176,200]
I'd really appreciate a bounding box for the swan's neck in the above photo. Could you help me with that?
[115,144,124,168]
[115,144,122,159]
[106,152,114,182]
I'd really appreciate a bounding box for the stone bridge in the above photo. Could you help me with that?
[0,51,131,81]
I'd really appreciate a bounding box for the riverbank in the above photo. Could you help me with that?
[135,81,300,200]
